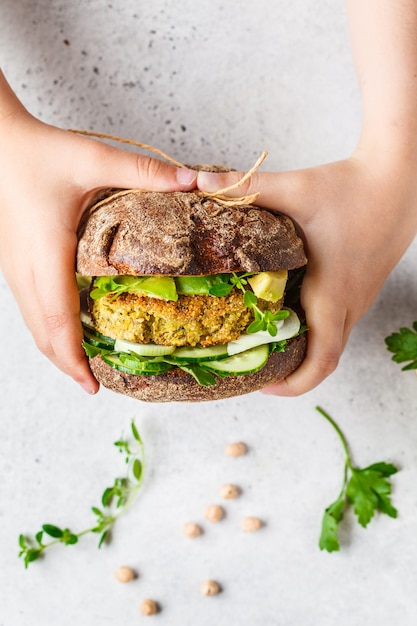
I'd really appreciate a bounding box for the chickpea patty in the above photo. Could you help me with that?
[90,289,282,347]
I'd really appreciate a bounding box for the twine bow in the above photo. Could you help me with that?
[69,129,267,213]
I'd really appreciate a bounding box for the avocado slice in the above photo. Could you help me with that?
[137,276,178,300]
[247,271,288,302]
[175,274,228,295]
[90,275,178,301]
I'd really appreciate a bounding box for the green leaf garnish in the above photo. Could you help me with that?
[42,524,64,539]
[243,289,257,307]
[18,420,145,568]
[246,318,265,334]
[319,496,345,552]
[162,358,217,386]
[269,339,288,353]
[385,321,417,370]
[82,341,102,358]
[316,406,398,553]
[208,283,234,297]
[132,459,142,481]
[346,465,398,527]
[131,421,142,443]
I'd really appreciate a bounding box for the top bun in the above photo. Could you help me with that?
[76,190,306,276]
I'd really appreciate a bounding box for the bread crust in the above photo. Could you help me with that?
[88,333,307,402]
[76,191,307,276]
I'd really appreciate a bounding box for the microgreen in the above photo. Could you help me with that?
[18,420,144,568]
[206,272,251,297]
[316,406,398,552]
[385,321,417,370]
[267,339,288,353]
[210,272,290,336]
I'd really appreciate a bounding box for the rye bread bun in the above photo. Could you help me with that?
[76,190,306,277]
[76,187,307,402]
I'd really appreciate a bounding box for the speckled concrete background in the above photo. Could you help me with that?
[1,1,416,625]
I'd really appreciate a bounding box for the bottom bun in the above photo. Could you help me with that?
[88,334,307,402]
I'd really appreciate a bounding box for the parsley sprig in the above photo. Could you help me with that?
[385,321,417,370]
[316,406,399,553]
[18,421,144,568]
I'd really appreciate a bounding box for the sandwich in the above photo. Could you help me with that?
[76,182,307,402]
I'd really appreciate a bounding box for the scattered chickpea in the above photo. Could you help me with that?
[220,483,240,499]
[204,504,224,522]
[182,521,202,538]
[242,516,263,532]
[201,579,221,596]
[140,599,158,616]
[225,441,247,457]
[114,565,136,583]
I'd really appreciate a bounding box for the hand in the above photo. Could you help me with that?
[0,105,196,394]
[197,152,417,395]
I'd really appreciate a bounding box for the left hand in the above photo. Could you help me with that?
[197,153,417,395]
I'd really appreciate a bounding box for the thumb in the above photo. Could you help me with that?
[197,168,310,218]
[74,133,198,192]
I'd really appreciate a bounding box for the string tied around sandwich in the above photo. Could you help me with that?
[68,129,267,212]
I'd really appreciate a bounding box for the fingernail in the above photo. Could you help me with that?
[261,383,284,395]
[197,171,221,192]
[261,382,291,397]
[176,167,197,187]
[80,381,98,395]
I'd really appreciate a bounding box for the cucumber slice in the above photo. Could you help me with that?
[227,310,300,356]
[102,353,173,376]
[114,338,176,356]
[204,344,269,376]
[82,325,115,350]
[171,343,228,362]
[80,310,93,327]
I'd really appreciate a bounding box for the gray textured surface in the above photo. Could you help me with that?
[1,1,417,625]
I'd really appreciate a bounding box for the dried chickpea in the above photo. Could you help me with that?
[114,565,136,583]
[220,483,240,499]
[242,516,263,532]
[201,579,221,596]
[140,599,158,616]
[225,441,247,457]
[204,504,224,522]
[182,521,202,538]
